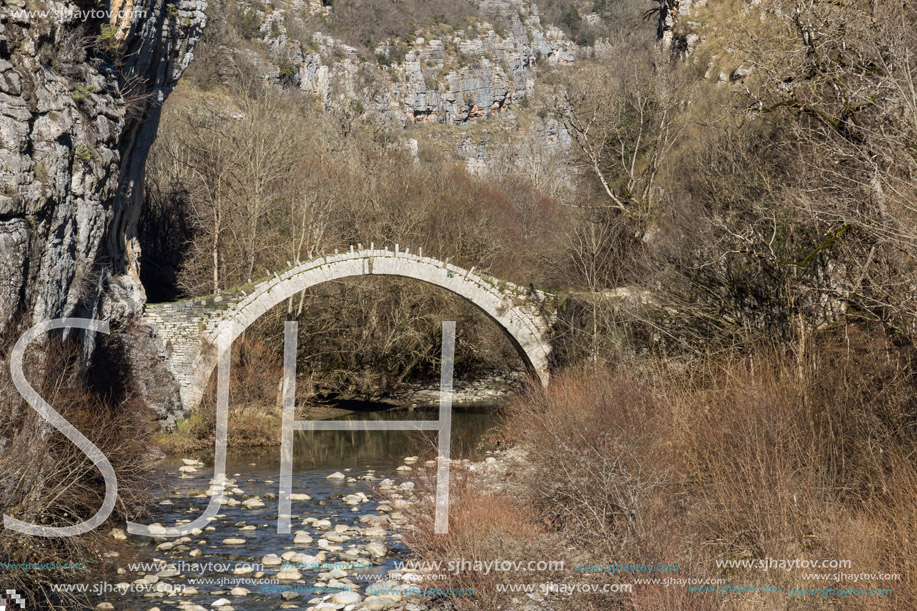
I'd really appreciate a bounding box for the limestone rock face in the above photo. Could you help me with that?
[0,1,205,427]
[246,0,577,127]
[0,0,206,334]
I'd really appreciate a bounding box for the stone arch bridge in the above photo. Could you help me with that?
[144,246,556,410]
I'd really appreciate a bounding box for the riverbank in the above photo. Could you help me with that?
[396,356,917,609]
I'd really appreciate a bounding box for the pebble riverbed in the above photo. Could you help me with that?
[91,408,497,611]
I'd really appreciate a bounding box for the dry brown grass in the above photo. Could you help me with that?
[402,471,567,610]
[403,328,917,608]
[0,330,156,608]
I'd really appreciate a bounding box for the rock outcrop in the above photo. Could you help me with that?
[243,0,577,127]
[0,0,205,426]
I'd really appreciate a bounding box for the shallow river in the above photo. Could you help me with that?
[104,406,498,610]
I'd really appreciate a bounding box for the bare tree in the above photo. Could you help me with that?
[552,54,680,226]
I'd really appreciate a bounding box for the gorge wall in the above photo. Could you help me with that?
[0,0,206,427]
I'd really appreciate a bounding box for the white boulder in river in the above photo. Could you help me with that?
[326,471,346,480]
[241,497,265,509]
[261,554,282,566]
[362,597,388,610]
[276,568,303,581]
[331,591,362,605]
[365,542,388,557]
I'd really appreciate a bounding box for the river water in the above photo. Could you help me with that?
[105,406,498,610]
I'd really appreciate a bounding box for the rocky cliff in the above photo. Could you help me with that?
[201,0,593,184]
[0,0,205,329]
[212,0,588,128]
[278,0,576,126]
[0,0,206,427]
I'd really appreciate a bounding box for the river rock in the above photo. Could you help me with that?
[313,519,332,530]
[365,542,388,557]
[326,471,346,480]
[242,497,265,509]
[363,526,387,538]
[403,456,418,464]
[229,587,250,596]
[96,603,115,610]
[211,599,231,607]
[331,590,362,605]
[289,493,311,501]
[362,597,388,611]
[317,539,343,552]
[261,554,282,566]
[359,514,388,527]
[222,538,246,545]
[157,566,180,578]
[148,524,167,536]
[276,568,303,581]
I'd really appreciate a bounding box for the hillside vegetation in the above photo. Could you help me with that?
[398,1,917,607]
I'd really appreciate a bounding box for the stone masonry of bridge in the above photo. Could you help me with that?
[144,246,555,410]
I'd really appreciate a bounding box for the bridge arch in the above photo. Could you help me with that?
[145,247,554,410]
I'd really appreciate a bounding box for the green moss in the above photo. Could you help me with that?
[70,83,98,103]
[74,144,102,164]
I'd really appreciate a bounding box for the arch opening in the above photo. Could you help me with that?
[148,249,552,410]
